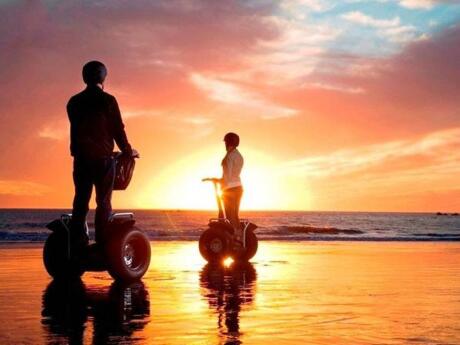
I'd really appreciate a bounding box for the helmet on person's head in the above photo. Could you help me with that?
[223,132,240,147]
[82,60,107,85]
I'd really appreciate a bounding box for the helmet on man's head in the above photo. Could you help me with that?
[223,132,240,147]
[82,60,107,85]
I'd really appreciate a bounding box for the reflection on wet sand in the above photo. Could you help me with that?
[41,279,150,345]
[1,243,459,344]
[200,262,257,345]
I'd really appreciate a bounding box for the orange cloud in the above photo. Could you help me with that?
[0,180,50,196]
[190,73,298,119]
[0,1,459,211]
[287,127,460,177]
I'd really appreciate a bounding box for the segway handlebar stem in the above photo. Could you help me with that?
[202,178,227,220]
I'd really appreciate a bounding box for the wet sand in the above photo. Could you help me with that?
[0,241,459,344]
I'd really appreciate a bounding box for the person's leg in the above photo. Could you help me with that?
[71,159,92,251]
[223,188,242,241]
[94,158,115,244]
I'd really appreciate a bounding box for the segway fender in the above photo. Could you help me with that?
[208,220,234,235]
[97,213,135,244]
[244,222,258,232]
[46,219,69,234]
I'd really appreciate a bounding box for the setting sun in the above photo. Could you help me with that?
[133,147,310,210]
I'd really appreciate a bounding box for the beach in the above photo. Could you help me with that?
[0,241,459,344]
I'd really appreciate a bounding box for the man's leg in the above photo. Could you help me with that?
[94,158,115,244]
[71,159,92,252]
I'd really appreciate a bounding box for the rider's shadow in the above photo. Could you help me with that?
[41,278,150,345]
[199,262,257,345]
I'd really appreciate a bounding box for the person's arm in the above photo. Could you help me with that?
[202,177,222,183]
[66,98,76,156]
[110,96,132,154]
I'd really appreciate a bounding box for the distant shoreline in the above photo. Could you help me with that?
[2,239,460,247]
[0,208,457,214]
[2,210,459,242]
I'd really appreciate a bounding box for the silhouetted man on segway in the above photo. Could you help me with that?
[67,60,133,257]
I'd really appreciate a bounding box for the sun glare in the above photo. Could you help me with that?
[223,257,234,267]
[134,147,310,210]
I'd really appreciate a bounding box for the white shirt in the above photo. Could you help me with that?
[221,148,243,190]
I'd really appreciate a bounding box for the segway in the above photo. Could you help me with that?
[199,179,258,262]
[43,151,151,282]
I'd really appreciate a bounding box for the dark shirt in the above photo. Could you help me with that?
[67,85,132,160]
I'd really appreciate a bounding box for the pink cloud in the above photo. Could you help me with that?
[0,0,459,210]
[0,0,279,181]
[281,24,460,152]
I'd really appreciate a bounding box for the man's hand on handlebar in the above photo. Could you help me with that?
[121,149,140,158]
[131,149,140,158]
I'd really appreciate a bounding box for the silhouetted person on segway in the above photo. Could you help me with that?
[204,133,244,251]
[199,133,256,262]
[67,60,134,257]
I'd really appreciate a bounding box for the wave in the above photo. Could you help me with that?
[0,231,49,242]
[1,228,460,243]
[283,226,364,235]
[1,210,460,242]
[0,222,49,230]
[412,233,460,238]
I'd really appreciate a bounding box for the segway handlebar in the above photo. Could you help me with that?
[202,178,226,219]
[201,177,220,184]
[113,149,140,159]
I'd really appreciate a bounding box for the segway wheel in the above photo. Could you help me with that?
[199,229,229,262]
[106,230,151,282]
[43,232,83,278]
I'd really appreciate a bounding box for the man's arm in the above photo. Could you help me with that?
[66,98,76,156]
[110,96,132,154]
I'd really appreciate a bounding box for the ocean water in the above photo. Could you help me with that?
[2,242,460,344]
[1,209,460,242]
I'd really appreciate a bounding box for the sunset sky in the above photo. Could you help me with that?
[1,0,460,211]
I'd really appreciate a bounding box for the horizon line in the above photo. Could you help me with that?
[0,207,456,214]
